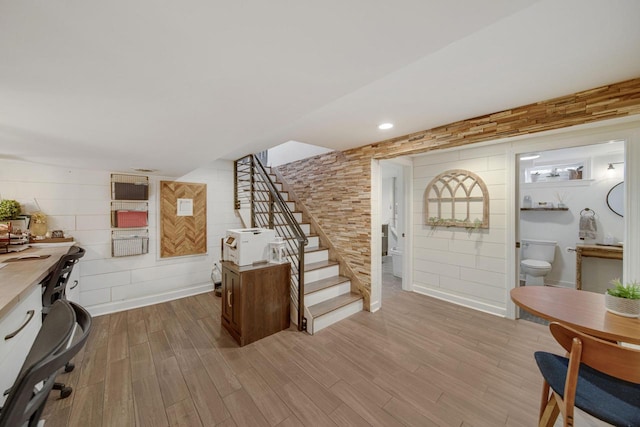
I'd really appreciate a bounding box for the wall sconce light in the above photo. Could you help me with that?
[607,162,624,170]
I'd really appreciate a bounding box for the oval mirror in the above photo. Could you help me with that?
[606,181,624,217]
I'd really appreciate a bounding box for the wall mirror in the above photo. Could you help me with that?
[606,181,624,217]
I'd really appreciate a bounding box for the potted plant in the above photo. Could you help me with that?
[605,278,640,318]
[0,199,21,221]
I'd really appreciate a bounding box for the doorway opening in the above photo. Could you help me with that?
[515,140,625,323]
[379,159,412,302]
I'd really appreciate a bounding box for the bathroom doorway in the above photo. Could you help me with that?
[515,141,625,321]
[380,159,411,299]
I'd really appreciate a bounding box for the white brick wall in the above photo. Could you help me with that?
[0,159,242,315]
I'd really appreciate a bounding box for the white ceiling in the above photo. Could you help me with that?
[1,0,639,177]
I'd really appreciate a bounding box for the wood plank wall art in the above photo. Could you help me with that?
[160,181,207,258]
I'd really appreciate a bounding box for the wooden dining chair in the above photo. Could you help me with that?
[535,322,640,427]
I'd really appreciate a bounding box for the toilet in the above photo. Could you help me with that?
[520,239,556,286]
[389,247,403,278]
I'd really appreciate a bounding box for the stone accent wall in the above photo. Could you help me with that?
[276,77,640,307]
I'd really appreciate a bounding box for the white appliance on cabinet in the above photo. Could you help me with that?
[223,228,276,266]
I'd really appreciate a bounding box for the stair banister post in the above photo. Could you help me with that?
[298,238,306,331]
[250,156,256,228]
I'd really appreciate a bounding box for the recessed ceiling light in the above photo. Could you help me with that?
[520,153,540,161]
[378,123,394,130]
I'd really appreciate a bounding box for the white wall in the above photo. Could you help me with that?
[411,120,640,319]
[267,140,334,167]
[519,144,624,291]
[0,159,242,316]
[413,144,508,316]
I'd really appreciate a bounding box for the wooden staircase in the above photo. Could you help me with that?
[263,169,364,334]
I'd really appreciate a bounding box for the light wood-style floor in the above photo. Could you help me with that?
[41,287,607,426]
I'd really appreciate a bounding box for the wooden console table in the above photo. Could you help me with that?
[575,244,623,290]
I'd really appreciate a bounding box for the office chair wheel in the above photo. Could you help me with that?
[53,382,73,399]
[59,386,72,399]
[64,362,74,373]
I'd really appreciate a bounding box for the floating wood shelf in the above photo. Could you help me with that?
[520,208,569,211]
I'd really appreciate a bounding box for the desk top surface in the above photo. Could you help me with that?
[0,246,71,318]
[511,286,640,344]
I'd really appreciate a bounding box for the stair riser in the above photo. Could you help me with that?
[305,281,351,307]
[304,264,339,283]
[255,212,302,222]
[276,223,309,234]
[303,249,328,265]
[309,299,364,335]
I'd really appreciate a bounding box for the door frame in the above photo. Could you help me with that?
[371,157,413,312]
[506,118,640,319]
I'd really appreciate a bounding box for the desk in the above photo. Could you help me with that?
[0,245,71,405]
[575,244,622,290]
[0,246,71,318]
[511,286,640,345]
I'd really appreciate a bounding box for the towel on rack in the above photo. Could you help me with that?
[579,215,597,240]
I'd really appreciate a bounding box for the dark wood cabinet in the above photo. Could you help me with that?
[221,261,290,346]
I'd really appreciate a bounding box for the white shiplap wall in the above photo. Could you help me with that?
[0,159,242,316]
[412,144,508,316]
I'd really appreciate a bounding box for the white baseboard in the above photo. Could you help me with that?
[86,283,214,317]
[412,284,506,317]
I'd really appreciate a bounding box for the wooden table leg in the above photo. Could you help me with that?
[575,248,582,290]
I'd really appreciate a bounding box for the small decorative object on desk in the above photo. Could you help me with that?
[605,278,640,318]
[51,230,64,238]
[30,211,47,238]
[269,237,287,263]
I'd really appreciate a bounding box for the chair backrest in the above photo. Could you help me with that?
[0,300,92,427]
[42,246,85,313]
[549,322,640,384]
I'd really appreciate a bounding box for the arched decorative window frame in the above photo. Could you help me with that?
[424,169,490,229]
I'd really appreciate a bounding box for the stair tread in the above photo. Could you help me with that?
[308,292,362,318]
[305,260,339,272]
[284,234,318,241]
[304,246,327,253]
[255,211,302,215]
[305,275,350,295]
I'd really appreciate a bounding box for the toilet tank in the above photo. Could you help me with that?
[521,239,556,263]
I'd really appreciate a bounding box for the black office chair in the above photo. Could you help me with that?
[42,246,85,317]
[0,300,92,427]
[40,245,86,398]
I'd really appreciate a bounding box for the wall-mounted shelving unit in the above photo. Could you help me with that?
[111,174,150,257]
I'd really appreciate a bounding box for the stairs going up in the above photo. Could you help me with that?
[264,169,364,335]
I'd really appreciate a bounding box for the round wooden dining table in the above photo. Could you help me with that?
[510,286,640,345]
